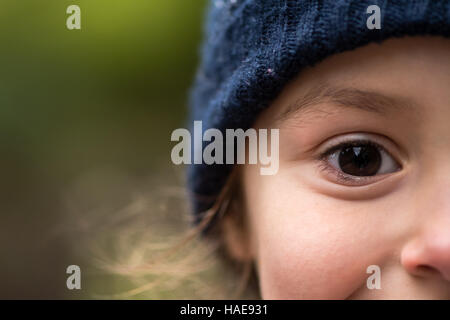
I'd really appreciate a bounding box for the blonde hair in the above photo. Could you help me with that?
[64,166,259,299]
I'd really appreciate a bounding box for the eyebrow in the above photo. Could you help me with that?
[275,83,417,124]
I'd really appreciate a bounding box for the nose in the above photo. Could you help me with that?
[401,222,450,281]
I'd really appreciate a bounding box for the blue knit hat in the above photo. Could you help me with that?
[188,0,450,225]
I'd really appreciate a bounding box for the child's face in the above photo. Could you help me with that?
[241,37,450,299]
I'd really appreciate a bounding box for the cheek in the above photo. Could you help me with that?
[245,171,405,299]
[256,197,366,299]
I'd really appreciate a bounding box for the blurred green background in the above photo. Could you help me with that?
[0,0,210,299]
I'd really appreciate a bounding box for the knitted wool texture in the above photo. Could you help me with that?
[188,0,450,225]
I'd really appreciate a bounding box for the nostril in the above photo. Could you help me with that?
[416,265,439,276]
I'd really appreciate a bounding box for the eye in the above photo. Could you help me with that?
[319,139,401,184]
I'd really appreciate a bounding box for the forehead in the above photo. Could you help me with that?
[254,37,450,128]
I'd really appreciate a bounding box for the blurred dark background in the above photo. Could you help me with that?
[0,0,208,299]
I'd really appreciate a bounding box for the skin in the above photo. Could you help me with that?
[229,37,450,299]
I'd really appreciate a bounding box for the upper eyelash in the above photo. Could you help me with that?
[318,139,384,161]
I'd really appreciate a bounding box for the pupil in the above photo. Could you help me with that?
[338,145,381,176]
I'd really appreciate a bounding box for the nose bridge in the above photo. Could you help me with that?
[415,149,450,218]
[424,180,450,219]
[402,168,450,280]
[416,171,450,263]
[400,80,450,282]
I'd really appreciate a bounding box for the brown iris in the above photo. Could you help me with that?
[338,145,382,176]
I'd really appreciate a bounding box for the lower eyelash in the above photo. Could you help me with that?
[317,160,377,185]
[317,160,359,182]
